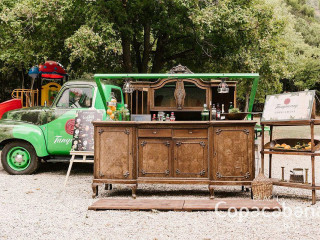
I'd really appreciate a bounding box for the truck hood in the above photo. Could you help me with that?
[1,107,57,125]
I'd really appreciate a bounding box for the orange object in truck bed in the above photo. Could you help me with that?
[0,99,22,120]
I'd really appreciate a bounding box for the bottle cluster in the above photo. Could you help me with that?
[201,102,234,121]
[152,112,176,121]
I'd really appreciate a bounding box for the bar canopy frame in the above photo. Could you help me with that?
[94,73,259,115]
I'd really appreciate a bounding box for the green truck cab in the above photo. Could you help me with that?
[0,80,123,175]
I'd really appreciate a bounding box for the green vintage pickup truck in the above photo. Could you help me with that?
[0,80,123,175]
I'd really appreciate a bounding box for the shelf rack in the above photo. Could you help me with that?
[261,119,320,205]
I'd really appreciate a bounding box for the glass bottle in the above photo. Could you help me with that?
[216,103,221,120]
[201,104,209,121]
[107,92,117,121]
[221,104,225,120]
[228,102,234,113]
[211,104,216,120]
[170,112,175,121]
[122,104,130,121]
[152,114,157,121]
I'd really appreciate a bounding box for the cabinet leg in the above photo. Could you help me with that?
[312,190,316,205]
[92,183,99,198]
[130,184,137,199]
[209,185,215,200]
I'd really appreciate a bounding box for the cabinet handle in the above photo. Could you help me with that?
[188,130,193,134]
[152,131,157,134]
[98,129,104,134]
[123,171,130,178]
[199,169,206,176]
[124,129,130,135]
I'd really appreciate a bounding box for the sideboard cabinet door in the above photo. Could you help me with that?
[213,127,254,181]
[173,139,208,178]
[96,127,133,179]
[138,139,171,177]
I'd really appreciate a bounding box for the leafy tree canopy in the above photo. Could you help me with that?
[0,0,320,108]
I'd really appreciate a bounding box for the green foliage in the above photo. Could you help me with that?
[0,0,320,107]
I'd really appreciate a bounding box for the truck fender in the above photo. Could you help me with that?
[0,121,49,157]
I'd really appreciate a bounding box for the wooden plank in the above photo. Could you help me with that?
[262,151,320,156]
[183,199,282,211]
[88,198,282,211]
[88,199,184,211]
[261,119,320,126]
[272,178,320,190]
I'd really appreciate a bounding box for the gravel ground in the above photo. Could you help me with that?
[1,124,320,240]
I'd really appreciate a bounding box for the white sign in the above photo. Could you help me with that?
[261,90,315,122]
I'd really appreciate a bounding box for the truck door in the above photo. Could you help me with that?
[46,86,94,155]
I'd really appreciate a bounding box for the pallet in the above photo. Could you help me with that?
[88,198,282,211]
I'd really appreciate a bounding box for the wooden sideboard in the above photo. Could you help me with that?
[92,121,256,198]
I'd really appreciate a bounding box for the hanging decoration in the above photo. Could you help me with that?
[218,79,229,94]
[123,78,134,93]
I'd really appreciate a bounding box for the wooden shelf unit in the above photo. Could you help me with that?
[261,119,320,204]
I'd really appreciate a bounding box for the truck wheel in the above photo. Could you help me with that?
[1,141,39,175]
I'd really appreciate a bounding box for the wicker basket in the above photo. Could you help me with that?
[252,170,273,200]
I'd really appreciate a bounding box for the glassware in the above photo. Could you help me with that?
[106,92,117,121]
[211,104,216,120]
[216,104,221,120]
[201,104,209,121]
[170,112,175,121]
[228,102,234,113]
[122,104,130,121]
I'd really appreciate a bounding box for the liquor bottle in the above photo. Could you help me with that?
[152,114,157,121]
[216,103,221,120]
[165,114,170,121]
[170,112,176,121]
[122,104,130,121]
[201,104,209,121]
[211,104,216,120]
[221,104,225,120]
[228,102,234,113]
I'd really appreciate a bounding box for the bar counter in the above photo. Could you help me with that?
[92,120,256,198]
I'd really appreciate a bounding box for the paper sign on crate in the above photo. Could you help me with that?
[261,90,315,122]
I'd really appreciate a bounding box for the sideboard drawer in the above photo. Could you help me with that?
[173,129,207,138]
[138,128,172,137]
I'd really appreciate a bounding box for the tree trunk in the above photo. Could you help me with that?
[120,0,132,73]
[245,92,250,112]
[152,33,167,73]
[121,32,132,73]
[21,68,25,89]
[133,37,142,73]
[141,23,151,73]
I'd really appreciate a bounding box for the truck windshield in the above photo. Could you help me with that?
[56,87,93,108]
